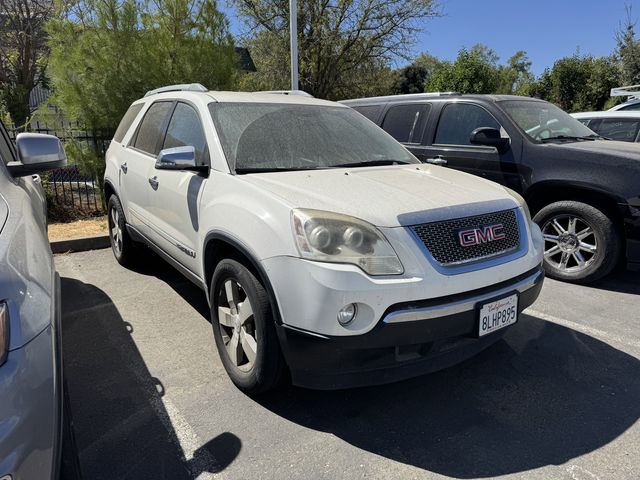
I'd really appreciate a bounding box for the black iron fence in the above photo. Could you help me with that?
[8,122,112,217]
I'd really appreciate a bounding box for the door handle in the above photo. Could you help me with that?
[120,163,128,174]
[148,176,159,190]
[425,156,448,167]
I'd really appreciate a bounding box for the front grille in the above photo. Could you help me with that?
[411,209,520,266]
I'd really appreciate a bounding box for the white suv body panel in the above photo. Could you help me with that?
[104,90,544,378]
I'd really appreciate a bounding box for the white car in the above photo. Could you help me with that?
[571,111,640,142]
[104,84,545,392]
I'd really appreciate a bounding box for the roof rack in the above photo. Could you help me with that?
[257,90,314,97]
[610,85,640,99]
[340,92,461,104]
[144,83,208,97]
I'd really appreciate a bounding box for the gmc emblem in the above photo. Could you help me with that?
[458,224,505,247]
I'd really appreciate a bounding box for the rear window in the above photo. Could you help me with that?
[113,104,144,143]
[132,102,173,155]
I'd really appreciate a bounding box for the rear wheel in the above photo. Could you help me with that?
[210,258,285,394]
[533,200,622,283]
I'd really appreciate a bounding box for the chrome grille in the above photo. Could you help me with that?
[411,209,520,266]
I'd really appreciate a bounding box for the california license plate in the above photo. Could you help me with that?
[478,293,518,337]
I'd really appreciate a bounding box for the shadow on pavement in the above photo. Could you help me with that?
[60,277,238,479]
[590,268,640,295]
[256,315,640,478]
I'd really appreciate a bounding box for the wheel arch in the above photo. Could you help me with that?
[525,181,626,224]
[203,231,283,324]
[103,180,117,204]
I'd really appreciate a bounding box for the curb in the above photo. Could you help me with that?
[51,235,110,254]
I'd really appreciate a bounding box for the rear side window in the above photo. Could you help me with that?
[618,102,640,111]
[590,118,640,142]
[352,105,382,123]
[382,104,430,143]
[163,102,208,165]
[113,104,144,143]
[133,101,173,155]
[435,103,500,145]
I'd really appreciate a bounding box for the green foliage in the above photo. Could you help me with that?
[425,45,501,94]
[529,55,621,112]
[616,6,640,86]
[233,0,440,100]
[46,0,237,132]
[390,54,442,95]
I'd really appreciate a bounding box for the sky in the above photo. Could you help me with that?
[223,0,637,77]
[415,0,634,75]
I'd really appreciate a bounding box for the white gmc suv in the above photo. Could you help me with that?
[104,84,544,393]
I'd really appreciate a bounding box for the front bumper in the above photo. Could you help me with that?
[276,266,544,389]
[623,204,640,269]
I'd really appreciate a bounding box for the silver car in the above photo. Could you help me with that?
[0,122,72,479]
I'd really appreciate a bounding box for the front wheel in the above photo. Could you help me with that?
[210,258,285,394]
[533,200,622,283]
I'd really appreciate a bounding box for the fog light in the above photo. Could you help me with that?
[337,303,357,325]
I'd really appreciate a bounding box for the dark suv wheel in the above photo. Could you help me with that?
[533,200,622,283]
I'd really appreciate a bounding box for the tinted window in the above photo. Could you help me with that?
[382,104,430,143]
[113,104,144,143]
[352,105,382,122]
[591,118,640,142]
[435,103,500,145]
[163,103,208,165]
[133,102,173,155]
[618,102,640,111]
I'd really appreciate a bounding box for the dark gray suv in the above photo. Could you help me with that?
[342,93,640,283]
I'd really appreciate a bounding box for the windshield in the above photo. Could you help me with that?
[501,100,597,141]
[209,103,418,172]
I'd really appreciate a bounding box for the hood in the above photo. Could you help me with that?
[552,139,640,161]
[240,164,518,227]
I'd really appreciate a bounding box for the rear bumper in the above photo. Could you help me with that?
[277,265,544,390]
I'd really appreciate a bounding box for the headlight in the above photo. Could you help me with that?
[0,302,8,366]
[291,209,404,275]
[503,187,531,221]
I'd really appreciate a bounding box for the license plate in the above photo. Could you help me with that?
[478,293,518,337]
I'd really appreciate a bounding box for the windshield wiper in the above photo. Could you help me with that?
[330,159,415,168]
[540,134,600,142]
[235,166,324,174]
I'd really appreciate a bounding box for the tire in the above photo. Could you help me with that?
[107,195,136,267]
[533,200,622,283]
[210,258,285,394]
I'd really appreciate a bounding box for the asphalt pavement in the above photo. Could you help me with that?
[56,248,640,480]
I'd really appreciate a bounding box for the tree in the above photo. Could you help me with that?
[616,5,640,86]
[527,54,620,112]
[496,51,534,95]
[390,53,441,94]
[425,44,500,94]
[46,0,237,132]
[233,0,440,99]
[0,0,55,130]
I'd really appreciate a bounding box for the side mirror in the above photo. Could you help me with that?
[155,146,208,173]
[7,133,67,177]
[470,127,510,153]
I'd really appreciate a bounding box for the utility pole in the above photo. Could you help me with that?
[289,0,299,90]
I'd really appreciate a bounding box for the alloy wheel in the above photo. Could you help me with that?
[109,206,123,256]
[541,214,598,273]
[217,279,258,372]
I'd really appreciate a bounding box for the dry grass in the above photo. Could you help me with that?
[48,216,108,242]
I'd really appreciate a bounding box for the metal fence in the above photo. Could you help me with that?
[8,122,112,215]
